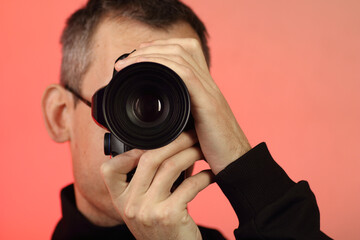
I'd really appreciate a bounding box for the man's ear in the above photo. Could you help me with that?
[41,84,72,142]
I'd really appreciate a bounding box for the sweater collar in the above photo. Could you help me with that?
[58,184,135,239]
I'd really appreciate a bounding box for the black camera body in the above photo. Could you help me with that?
[92,61,194,156]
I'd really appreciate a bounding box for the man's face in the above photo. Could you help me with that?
[68,18,200,224]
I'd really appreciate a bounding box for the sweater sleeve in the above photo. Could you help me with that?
[215,143,332,239]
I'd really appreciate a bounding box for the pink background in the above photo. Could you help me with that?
[1,0,359,239]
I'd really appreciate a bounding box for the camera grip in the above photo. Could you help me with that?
[103,133,186,186]
[104,133,135,182]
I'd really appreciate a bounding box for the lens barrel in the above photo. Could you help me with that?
[94,62,192,150]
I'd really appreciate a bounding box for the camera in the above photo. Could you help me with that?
[91,57,194,182]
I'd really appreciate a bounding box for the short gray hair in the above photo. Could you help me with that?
[60,0,210,102]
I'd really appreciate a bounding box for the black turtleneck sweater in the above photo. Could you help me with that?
[52,143,332,239]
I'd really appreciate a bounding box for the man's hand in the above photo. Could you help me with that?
[101,38,251,239]
[101,131,213,240]
[115,38,251,174]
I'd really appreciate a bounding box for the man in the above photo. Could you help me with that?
[42,0,331,239]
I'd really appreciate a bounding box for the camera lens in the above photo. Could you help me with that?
[102,62,191,149]
[133,93,163,123]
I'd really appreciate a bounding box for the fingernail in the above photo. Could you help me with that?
[115,49,136,64]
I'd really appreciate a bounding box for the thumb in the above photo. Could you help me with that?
[101,149,144,197]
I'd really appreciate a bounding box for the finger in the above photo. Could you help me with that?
[115,51,203,84]
[129,44,202,74]
[147,146,204,200]
[115,51,216,92]
[140,38,208,67]
[128,130,198,193]
[124,51,218,93]
[101,149,144,197]
[169,170,215,205]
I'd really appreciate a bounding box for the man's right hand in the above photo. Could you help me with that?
[100,130,214,240]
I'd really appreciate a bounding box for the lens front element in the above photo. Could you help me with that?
[103,62,191,149]
[134,93,163,123]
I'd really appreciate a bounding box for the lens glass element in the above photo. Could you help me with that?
[103,62,191,149]
[134,94,163,122]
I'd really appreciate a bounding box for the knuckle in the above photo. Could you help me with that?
[188,38,200,48]
[138,208,152,226]
[183,177,199,190]
[181,212,191,224]
[153,207,172,226]
[171,44,184,54]
[138,210,146,223]
[139,152,154,166]
[100,162,112,176]
[123,204,136,219]
[161,159,178,172]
